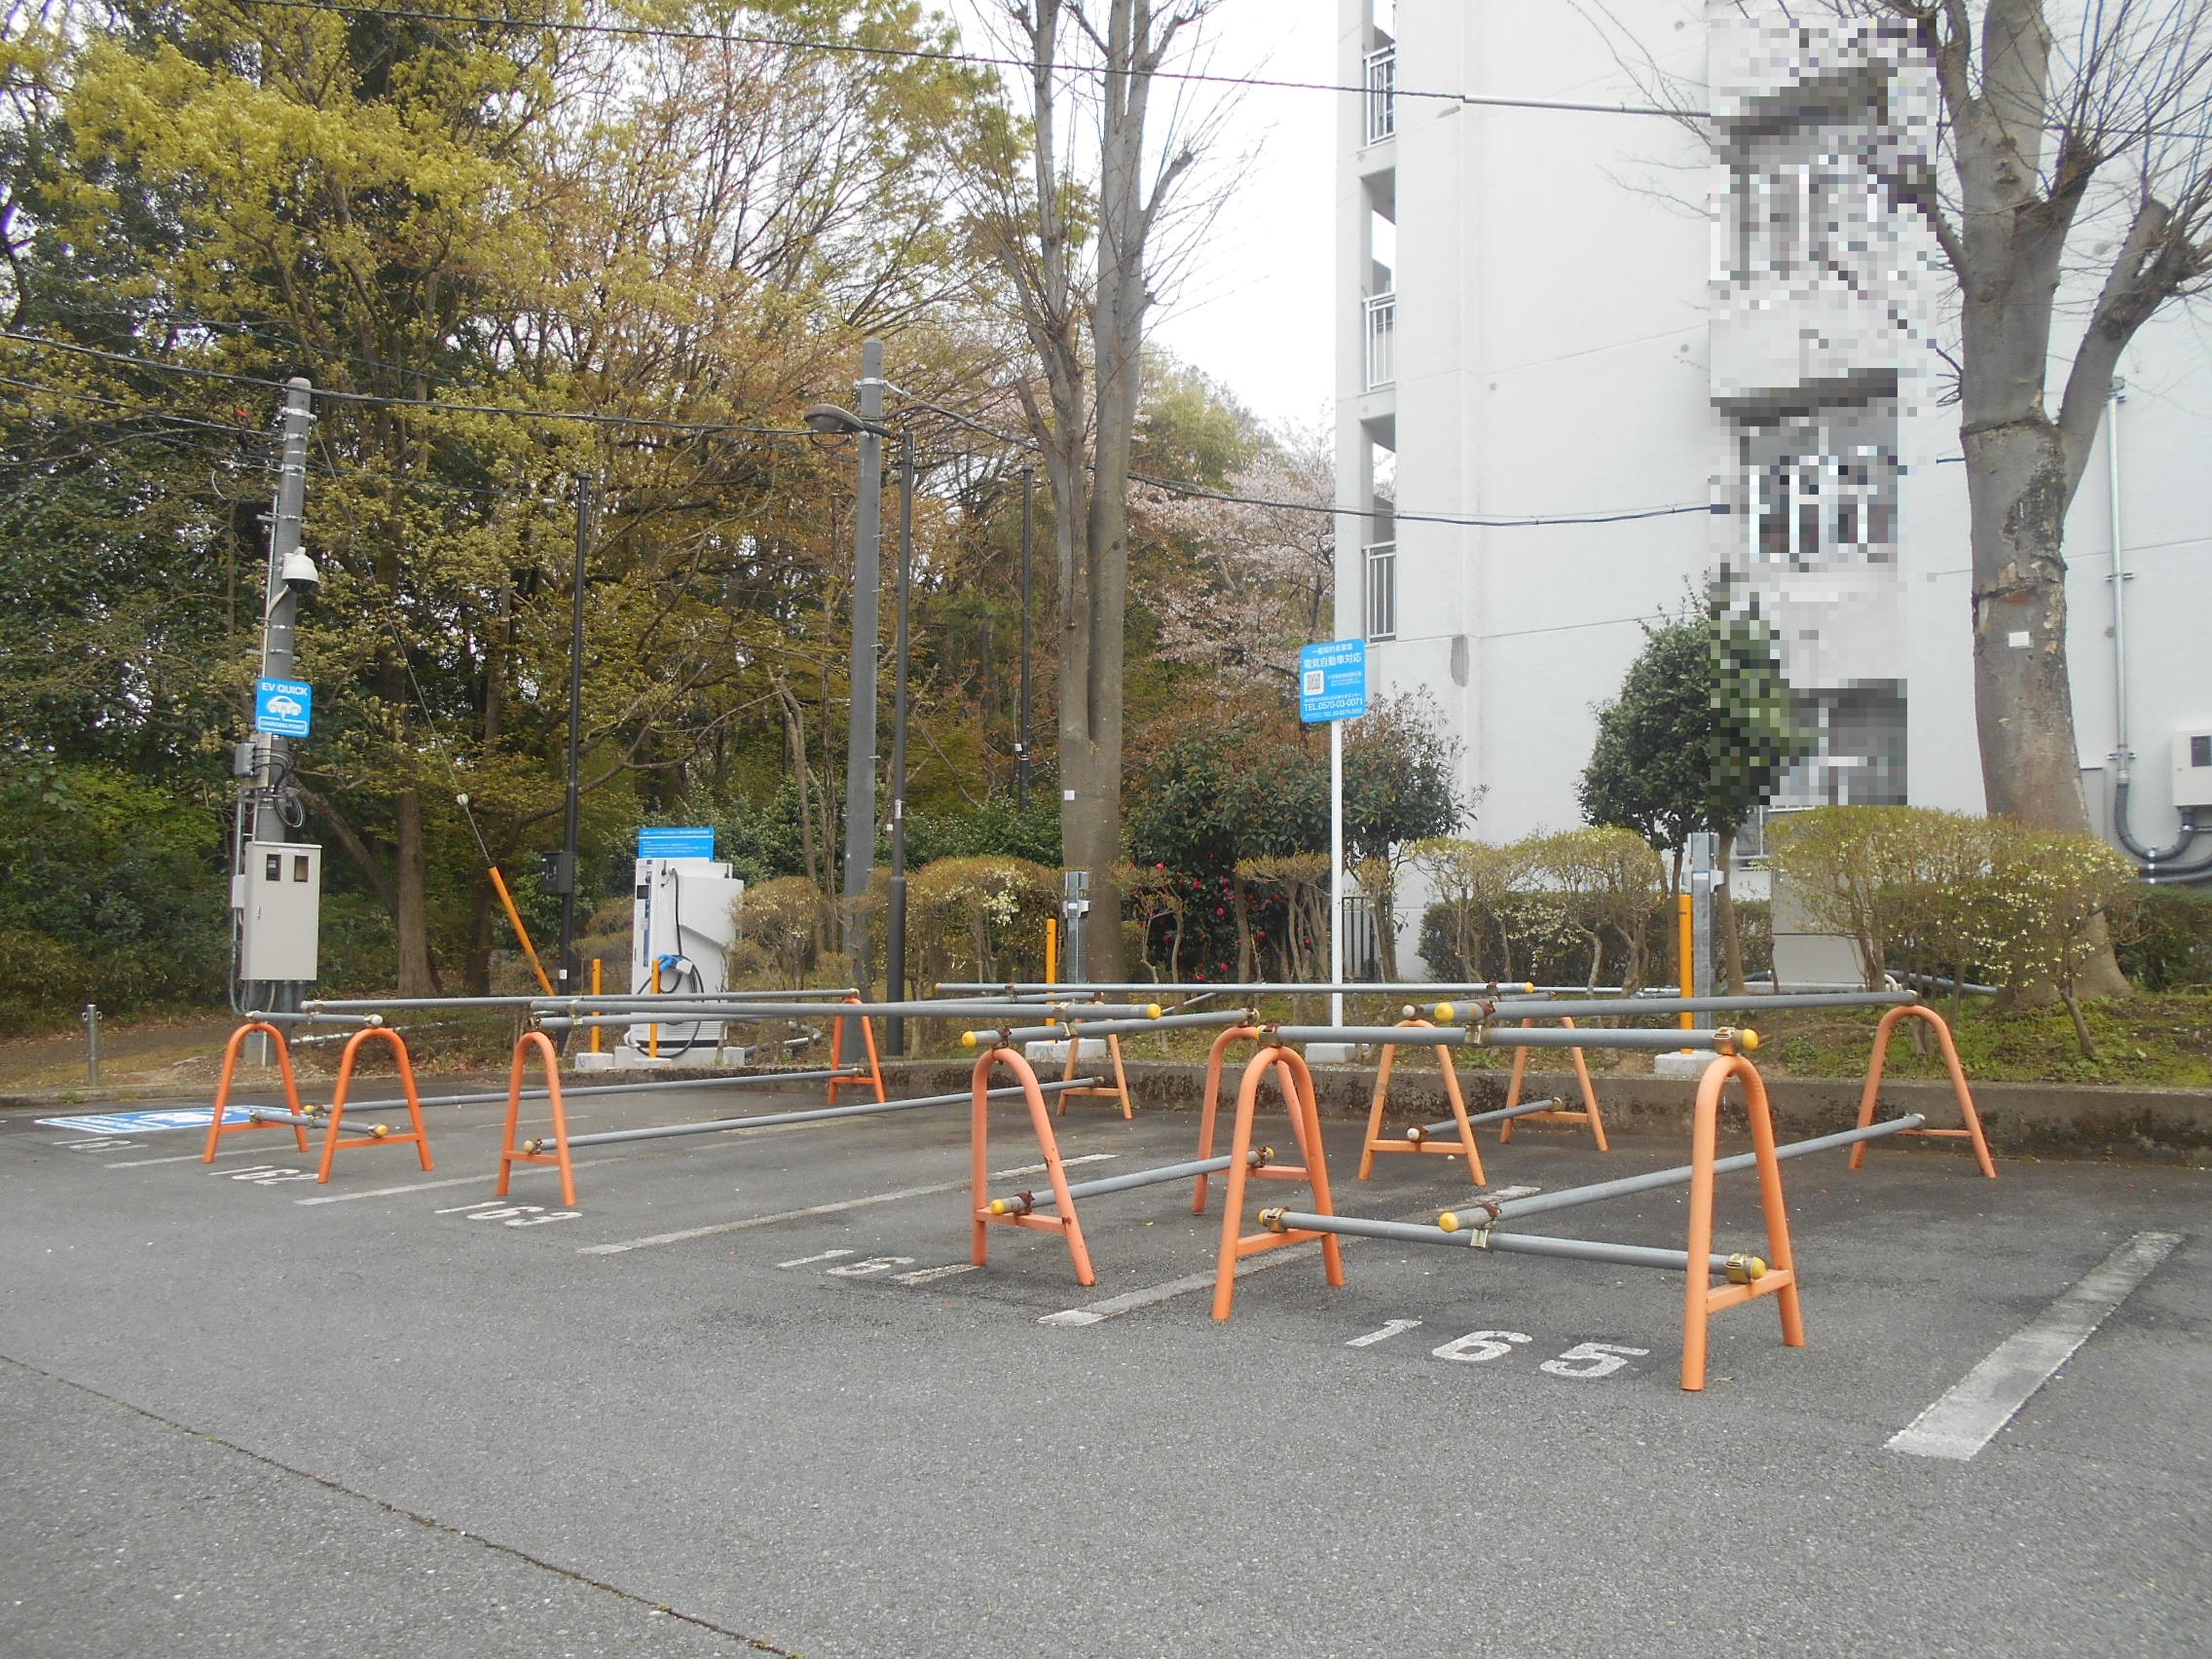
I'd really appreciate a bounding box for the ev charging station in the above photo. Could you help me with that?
[619,827,744,1064]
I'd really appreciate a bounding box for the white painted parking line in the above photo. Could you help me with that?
[1888,1231,2183,1461]
[574,1155,1117,1256]
[1039,1245,1320,1325]
[1038,1184,1545,1327]
[892,1264,982,1286]
[293,1174,493,1206]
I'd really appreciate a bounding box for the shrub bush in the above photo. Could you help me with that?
[2120,886,2212,989]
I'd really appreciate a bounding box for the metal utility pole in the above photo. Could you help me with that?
[241,376,315,1029]
[554,472,592,1007]
[839,338,886,998]
[886,433,914,1055]
[1016,465,1034,810]
[253,379,313,846]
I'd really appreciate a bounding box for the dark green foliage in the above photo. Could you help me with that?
[904,791,1063,868]
[0,761,229,1020]
[1577,618,1711,852]
[1580,590,1813,852]
[2120,887,2212,990]
[1708,587,1813,830]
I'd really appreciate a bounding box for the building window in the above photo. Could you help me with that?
[1363,292,1396,389]
[1365,47,1396,144]
[1774,681,1909,807]
[1740,405,1899,571]
[1364,541,1397,641]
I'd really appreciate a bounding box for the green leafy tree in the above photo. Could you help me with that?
[1579,591,1810,990]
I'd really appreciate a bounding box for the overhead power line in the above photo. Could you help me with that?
[222,0,1689,119]
[0,331,816,437]
[0,331,1716,530]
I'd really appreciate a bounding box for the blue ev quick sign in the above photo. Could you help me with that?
[638,826,716,860]
[1298,639,1369,724]
[254,678,313,738]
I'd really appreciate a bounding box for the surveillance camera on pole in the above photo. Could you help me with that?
[279,549,320,595]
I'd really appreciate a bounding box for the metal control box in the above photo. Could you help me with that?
[2174,731,2212,808]
[237,840,322,982]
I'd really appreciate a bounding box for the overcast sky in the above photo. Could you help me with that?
[943,1,1339,435]
[1141,3,1338,433]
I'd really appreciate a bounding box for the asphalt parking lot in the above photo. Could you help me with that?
[1,1065,2204,1658]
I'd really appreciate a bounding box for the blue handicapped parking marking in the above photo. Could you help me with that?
[36,1106,254,1135]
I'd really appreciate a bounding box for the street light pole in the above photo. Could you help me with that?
[1016,465,1033,811]
[839,339,885,1009]
[886,431,914,1055]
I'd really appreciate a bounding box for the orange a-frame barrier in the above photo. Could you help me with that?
[1054,1018,1133,1119]
[1208,1041,1346,1320]
[496,1029,575,1205]
[203,1021,310,1161]
[313,1025,433,1182]
[969,1046,1103,1284]
[825,999,888,1106]
[1848,1003,1997,1178]
[1355,1018,1486,1184]
[1681,1053,1804,1391]
[1497,1014,1609,1151]
[203,1020,432,1182]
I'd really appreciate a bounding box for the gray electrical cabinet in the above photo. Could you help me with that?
[237,840,322,982]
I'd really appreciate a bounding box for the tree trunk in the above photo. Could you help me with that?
[394,787,438,995]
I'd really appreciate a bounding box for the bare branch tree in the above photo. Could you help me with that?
[961,0,1232,977]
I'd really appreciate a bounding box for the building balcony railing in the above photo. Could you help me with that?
[1364,48,1397,144]
[1363,291,1396,389]
[1364,540,1397,642]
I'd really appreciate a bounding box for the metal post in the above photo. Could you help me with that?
[1329,719,1345,1028]
[1015,465,1034,810]
[81,1004,98,1086]
[243,377,315,1049]
[1062,869,1090,983]
[887,431,913,1057]
[555,472,592,1017]
[1687,830,1717,1000]
[839,339,886,1018]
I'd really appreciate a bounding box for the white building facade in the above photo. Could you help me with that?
[1336,0,2212,972]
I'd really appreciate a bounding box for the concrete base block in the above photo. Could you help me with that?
[572,1051,617,1072]
[1304,1043,1367,1064]
[1024,1038,1107,1065]
[1651,1051,1712,1079]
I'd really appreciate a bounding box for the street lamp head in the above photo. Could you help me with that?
[803,401,887,438]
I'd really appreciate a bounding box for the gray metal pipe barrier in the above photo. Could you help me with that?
[538,1000,1168,1029]
[989,1147,1271,1215]
[1257,1209,1763,1277]
[961,1009,1257,1045]
[245,1106,391,1135]
[1403,1098,1566,1141]
[246,1010,385,1026]
[524,1077,1103,1154]
[1436,1115,1926,1228]
[932,981,1590,998]
[1462,990,1918,1021]
[1269,1025,1751,1052]
[544,992,1115,1014]
[303,990,861,1013]
[308,1065,867,1117]
[1474,1027,1752,1053]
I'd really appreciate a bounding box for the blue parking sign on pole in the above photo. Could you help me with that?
[254,678,313,738]
[1298,640,1368,724]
